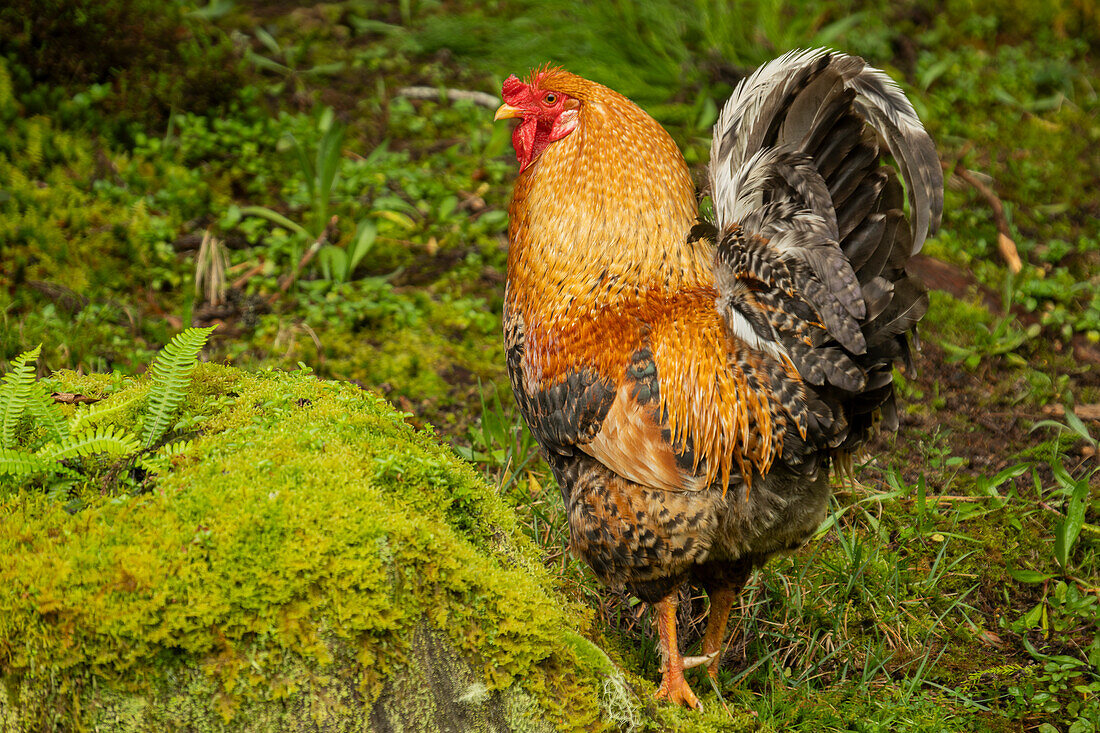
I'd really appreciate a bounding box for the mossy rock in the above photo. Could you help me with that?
[0,364,642,731]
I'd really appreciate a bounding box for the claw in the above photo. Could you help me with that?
[682,650,720,670]
[655,674,703,711]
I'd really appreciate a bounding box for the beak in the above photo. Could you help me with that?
[494,103,523,121]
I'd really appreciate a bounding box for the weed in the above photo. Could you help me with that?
[244,26,346,101]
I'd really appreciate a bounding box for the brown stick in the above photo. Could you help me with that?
[230,261,266,291]
[945,160,1022,273]
[396,86,500,109]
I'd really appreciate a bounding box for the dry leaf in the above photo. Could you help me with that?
[51,393,100,405]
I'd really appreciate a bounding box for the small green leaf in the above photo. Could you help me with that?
[437,195,458,221]
[1053,475,1089,573]
[223,203,242,228]
[1007,568,1051,584]
[347,219,377,277]
[1021,602,1044,629]
[248,53,291,75]
[919,57,953,91]
[315,117,346,220]
[305,62,346,77]
[376,210,416,229]
[254,27,282,55]
[239,206,310,240]
[317,246,347,283]
[984,463,1029,491]
[1063,406,1096,446]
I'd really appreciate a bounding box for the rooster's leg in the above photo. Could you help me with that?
[653,592,702,711]
[697,560,751,680]
[701,585,738,679]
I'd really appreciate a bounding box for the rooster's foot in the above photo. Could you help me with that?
[655,673,702,711]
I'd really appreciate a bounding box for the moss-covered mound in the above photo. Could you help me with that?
[0,365,625,731]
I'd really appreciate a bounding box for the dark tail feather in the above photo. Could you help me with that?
[708,49,941,465]
[798,77,934,455]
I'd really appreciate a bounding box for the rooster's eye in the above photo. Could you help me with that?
[543,93,557,105]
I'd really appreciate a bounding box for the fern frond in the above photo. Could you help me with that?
[157,439,194,458]
[27,380,70,446]
[38,425,141,462]
[0,61,14,111]
[1,345,42,449]
[130,197,148,223]
[25,118,45,169]
[138,439,195,474]
[69,393,141,435]
[142,326,215,449]
[0,447,56,478]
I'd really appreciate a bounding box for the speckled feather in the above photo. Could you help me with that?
[501,53,940,597]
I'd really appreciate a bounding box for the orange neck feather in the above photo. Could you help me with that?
[506,72,712,321]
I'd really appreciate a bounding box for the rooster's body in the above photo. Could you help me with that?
[496,50,942,709]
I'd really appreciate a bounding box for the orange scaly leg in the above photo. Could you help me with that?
[653,593,703,711]
[701,585,739,680]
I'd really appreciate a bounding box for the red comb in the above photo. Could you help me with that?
[502,74,525,101]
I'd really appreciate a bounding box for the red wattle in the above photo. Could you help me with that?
[514,117,550,172]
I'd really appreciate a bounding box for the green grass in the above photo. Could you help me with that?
[1,0,1098,729]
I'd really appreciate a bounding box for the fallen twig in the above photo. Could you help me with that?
[397,86,500,109]
[943,160,1022,273]
[1042,403,1100,422]
[230,261,266,291]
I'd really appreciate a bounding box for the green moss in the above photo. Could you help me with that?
[250,293,506,414]
[0,364,624,730]
[925,290,995,347]
[326,326,461,401]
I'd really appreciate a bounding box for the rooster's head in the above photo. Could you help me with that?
[495,67,582,172]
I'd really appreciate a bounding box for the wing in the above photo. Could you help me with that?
[503,304,616,453]
[506,287,796,494]
[505,297,709,494]
[707,49,942,457]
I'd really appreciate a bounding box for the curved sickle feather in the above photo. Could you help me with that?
[707,48,938,455]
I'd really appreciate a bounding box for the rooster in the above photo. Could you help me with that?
[495,49,942,710]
